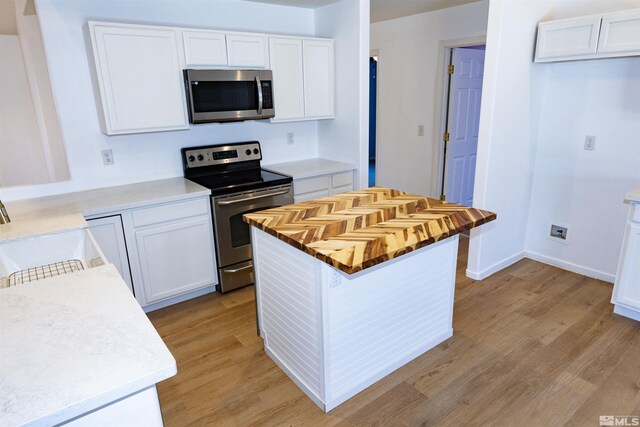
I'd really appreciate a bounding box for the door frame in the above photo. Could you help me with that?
[430,36,486,199]
[369,48,380,187]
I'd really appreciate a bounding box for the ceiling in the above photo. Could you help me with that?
[370,0,479,23]
[244,0,481,23]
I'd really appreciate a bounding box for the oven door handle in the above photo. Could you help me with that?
[223,264,253,273]
[216,189,290,206]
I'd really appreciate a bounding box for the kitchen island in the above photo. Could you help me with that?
[244,187,496,412]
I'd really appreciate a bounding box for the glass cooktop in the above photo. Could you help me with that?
[187,168,292,196]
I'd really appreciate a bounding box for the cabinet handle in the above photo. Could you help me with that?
[224,264,253,273]
[255,75,263,115]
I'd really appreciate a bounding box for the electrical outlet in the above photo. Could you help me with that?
[584,135,596,151]
[550,224,568,240]
[102,149,114,166]
[418,125,424,136]
[287,132,294,145]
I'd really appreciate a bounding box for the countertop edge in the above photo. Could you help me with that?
[263,158,356,180]
[0,264,178,426]
[625,187,640,203]
[245,211,497,274]
[30,364,177,427]
[81,189,211,217]
[2,178,211,242]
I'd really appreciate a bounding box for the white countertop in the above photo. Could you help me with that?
[0,264,176,426]
[264,158,355,180]
[626,187,640,203]
[1,177,209,242]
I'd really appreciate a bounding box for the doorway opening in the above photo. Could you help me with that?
[368,54,378,187]
[438,45,485,206]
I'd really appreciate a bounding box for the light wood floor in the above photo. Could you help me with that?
[148,237,640,426]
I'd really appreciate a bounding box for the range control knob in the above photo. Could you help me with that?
[253,148,259,155]
[197,154,204,161]
[245,149,252,155]
[188,155,195,162]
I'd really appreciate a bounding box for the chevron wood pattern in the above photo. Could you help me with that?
[244,187,496,274]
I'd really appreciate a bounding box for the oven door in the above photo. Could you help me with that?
[212,184,293,282]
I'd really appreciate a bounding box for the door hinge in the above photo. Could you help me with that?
[443,132,450,142]
[448,64,454,75]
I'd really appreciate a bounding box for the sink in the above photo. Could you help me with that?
[0,228,106,287]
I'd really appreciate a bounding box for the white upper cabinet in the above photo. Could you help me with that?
[89,22,189,135]
[226,34,268,68]
[182,30,228,66]
[535,16,601,61]
[269,37,334,122]
[535,8,640,62]
[269,38,305,121]
[302,39,334,119]
[597,9,640,55]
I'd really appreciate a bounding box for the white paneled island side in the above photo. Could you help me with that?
[244,188,496,411]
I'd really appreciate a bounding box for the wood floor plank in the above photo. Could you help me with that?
[148,242,640,426]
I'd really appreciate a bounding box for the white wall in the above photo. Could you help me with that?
[468,0,640,282]
[1,0,318,201]
[0,35,50,186]
[315,0,370,188]
[16,0,71,183]
[370,1,489,196]
[524,1,640,282]
[466,0,553,280]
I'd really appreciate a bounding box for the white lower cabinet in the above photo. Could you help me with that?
[125,197,217,308]
[85,196,218,310]
[132,216,216,305]
[86,215,134,294]
[612,198,640,321]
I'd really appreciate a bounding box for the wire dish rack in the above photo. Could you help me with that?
[6,259,85,286]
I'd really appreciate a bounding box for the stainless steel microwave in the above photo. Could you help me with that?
[183,69,275,123]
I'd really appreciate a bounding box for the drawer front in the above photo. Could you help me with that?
[294,189,331,203]
[294,176,330,195]
[132,197,209,228]
[332,171,353,188]
[332,184,354,196]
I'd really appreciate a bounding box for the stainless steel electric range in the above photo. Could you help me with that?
[182,141,293,292]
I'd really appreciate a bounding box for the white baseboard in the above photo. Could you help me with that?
[613,304,640,322]
[524,250,615,283]
[465,251,525,281]
[465,250,615,284]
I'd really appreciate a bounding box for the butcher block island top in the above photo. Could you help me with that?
[243,187,496,274]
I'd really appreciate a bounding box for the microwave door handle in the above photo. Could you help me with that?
[255,76,263,115]
[217,189,290,206]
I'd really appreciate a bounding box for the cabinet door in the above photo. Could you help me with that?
[597,9,640,55]
[87,215,134,295]
[226,34,268,67]
[134,216,217,305]
[269,38,305,121]
[89,22,189,135]
[534,16,601,62]
[183,30,228,66]
[614,222,640,310]
[303,39,334,118]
